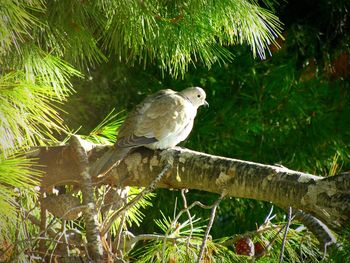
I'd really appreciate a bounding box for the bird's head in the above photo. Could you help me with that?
[180,87,209,108]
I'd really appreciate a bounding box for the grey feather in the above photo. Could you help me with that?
[89,147,131,178]
[116,135,158,148]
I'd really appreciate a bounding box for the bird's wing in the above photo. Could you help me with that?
[91,89,183,177]
[117,92,190,148]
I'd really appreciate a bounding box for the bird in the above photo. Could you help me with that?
[90,87,208,178]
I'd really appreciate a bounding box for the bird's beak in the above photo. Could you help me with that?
[203,100,209,107]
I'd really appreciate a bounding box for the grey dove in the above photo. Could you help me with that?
[90,87,208,177]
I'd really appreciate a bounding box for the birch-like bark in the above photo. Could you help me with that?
[32,139,350,232]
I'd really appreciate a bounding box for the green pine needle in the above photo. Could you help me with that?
[0,153,41,241]
[0,70,73,156]
[84,109,125,145]
[104,0,283,77]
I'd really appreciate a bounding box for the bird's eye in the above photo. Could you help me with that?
[197,94,201,98]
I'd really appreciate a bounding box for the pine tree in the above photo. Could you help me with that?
[2,0,349,261]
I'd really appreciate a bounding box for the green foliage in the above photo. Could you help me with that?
[2,0,281,77]
[42,0,107,67]
[0,154,40,238]
[0,0,81,254]
[154,211,204,237]
[0,70,69,155]
[0,45,79,236]
[99,186,156,237]
[104,0,282,76]
[0,0,44,55]
[260,224,321,262]
[131,211,322,262]
[0,185,41,262]
[131,211,242,262]
[83,109,125,145]
[126,188,156,228]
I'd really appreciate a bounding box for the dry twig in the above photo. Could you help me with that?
[196,193,225,263]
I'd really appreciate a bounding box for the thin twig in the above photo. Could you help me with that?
[0,203,61,260]
[47,228,66,262]
[196,193,226,263]
[96,185,113,214]
[181,189,193,257]
[133,233,203,247]
[39,189,47,255]
[279,207,292,263]
[115,213,127,253]
[161,198,222,263]
[264,205,276,224]
[255,215,296,259]
[101,163,172,236]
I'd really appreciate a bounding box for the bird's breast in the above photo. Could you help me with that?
[146,102,197,150]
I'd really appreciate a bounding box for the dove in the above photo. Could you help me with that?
[90,87,208,177]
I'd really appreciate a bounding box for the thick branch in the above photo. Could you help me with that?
[32,141,350,231]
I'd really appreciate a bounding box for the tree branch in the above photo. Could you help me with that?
[32,140,350,233]
[69,136,103,262]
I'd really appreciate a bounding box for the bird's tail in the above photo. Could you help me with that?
[89,147,130,178]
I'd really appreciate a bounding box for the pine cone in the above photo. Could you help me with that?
[234,237,254,256]
[254,241,267,256]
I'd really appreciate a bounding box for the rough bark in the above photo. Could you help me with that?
[31,138,350,232]
[69,136,103,262]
